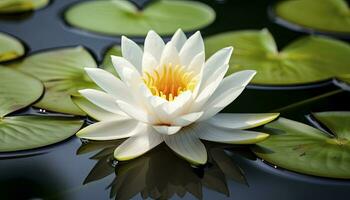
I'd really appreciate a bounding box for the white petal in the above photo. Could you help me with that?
[164,126,207,165]
[142,52,158,73]
[171,29,187,52]
[121,36,143,72]
[192,64,229,111]
[111,55,141,84]
[160,42,180,66]
[205,113,280,129]
[199,70,256,120]
[114,126,163,161]
[72,95,128,122]
[84,68,133,103]
[205,47,233,74]
[79,89,125,115]
[76,119,146,140]
[153,125,182,135]
[173,112,203,126]
[179,31,204,67]
[116,100,157,124]
[144,30,165,62]
[195,122,269,144]
[187,52,205,75]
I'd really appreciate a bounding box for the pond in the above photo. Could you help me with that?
[0,0,350,199]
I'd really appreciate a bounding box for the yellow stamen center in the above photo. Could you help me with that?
[143,64,197,101]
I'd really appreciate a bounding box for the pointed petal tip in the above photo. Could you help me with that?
[256,133,270,142]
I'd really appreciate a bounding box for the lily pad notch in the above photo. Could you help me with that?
[64,0,215,36]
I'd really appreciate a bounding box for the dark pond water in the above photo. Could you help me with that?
[0,0,350,199]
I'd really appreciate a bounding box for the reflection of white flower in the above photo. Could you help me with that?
[76,29,279,164]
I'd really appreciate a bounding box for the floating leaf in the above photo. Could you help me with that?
[0,67,43,117]
[0,116,83,152]
[101,45,122,75]
[64,0,215,36]
[253,112,350,179]
[0,0,49,13]
[14,46,98,115]
[205,29,350,85]
[274,0,350,34]
[0,32,25,62]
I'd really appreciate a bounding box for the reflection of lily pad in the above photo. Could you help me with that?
[64,0,215,36]
[253,112,350,179]
[0,116,83,152]
[0,67,43,117]
[205,29,350,85]
[101,45,122,74]
[0,0,49,13]
[0,32,25,62]
[14,46,98,115]
[274,0,350,34]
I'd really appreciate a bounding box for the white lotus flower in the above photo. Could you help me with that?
[76,29,279,164]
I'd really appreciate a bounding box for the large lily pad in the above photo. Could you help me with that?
[0,116,83,152]
[0,0,49,13]
[205,29,350,85]
[274,0,350,34]
[64,0,215,36]
[0,32,25,62]
[0,67,43,117]
[14,46,98,115]
[253,112,350,179]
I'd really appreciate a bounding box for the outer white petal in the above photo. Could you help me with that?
[111,55,142,84]
[160,42,180,66]
[173,112,203,126]
[142,52,158,73]
[179,31,204,67]
[144,30,165,62]
[205,113,280,130]
[163,126,207,165]
[76,119,146,140]
[195,122,269,144]
[79,89,125,115]
[186,52,205,75]
[121,36,143,72]
[116,100,157,124]
[199,70,256,121]
[114,126,163,161]
[171,29,187,51]
[153,125,182,135]
[84,68,133,103]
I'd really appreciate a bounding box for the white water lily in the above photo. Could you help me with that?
[76,29,279,164]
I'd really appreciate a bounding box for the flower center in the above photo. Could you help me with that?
[143,64,197,101]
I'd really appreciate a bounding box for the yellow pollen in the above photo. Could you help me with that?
[143,63,197,101]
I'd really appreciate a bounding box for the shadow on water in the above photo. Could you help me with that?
[77,141,251,200]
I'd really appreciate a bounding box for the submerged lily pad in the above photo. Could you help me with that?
[253,112,350,179]
[14,46,98,115]
[64,0,215,36]
[0,0,49,13]
[274,0,350,34]
[205,29,350,85]
[0,67,43,117]
[0,32,25,62]
[0,116,83,152]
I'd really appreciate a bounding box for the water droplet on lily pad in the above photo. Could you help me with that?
[64,0,215,36]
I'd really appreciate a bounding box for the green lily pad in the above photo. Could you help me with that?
[0,0,49,13]
[0,116,83,152]
[253,112,350,179]
[64,0,215,36]
[14,46,98,115]
[0,32,25,62]
[0,67,43,117]
[205,29,350,85]
[102,45,122,75]
[274,0,350,34]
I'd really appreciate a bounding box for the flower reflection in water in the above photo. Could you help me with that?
[77,141,251,200]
